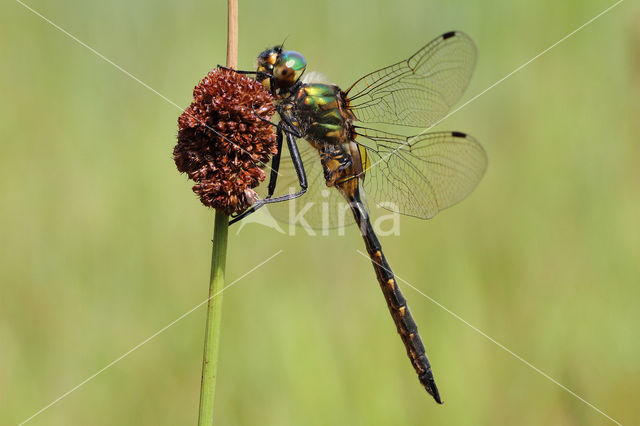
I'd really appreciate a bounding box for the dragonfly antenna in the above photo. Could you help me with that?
[279,35,289,50]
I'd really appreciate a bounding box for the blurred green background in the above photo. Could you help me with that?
[1,0,638,424]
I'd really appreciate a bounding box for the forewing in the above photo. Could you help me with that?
[346,31,476,128]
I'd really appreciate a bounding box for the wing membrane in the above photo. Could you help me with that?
[345,31,476,128]
[356,128,487,219]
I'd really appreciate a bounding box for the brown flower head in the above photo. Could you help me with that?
[174,68,277,215]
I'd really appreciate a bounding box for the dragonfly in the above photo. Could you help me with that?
[226,31,487,403]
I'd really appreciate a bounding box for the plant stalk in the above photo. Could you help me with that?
[197,211,229,426]
[197,3,238,423]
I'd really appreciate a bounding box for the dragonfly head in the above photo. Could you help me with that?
[256,46,306,93]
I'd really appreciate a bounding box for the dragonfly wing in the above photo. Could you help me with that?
[356,128,487,219]
[345,31,476,128]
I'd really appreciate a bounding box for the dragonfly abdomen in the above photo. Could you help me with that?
[347,197,442,403]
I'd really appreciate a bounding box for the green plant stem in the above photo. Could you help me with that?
[197,211,229,426]
[198,1,236,424]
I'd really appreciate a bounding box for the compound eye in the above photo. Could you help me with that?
[281,51,306,72]
[276,51,306,82]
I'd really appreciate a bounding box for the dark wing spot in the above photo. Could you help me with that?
[442,31,456,40]
[451,131,467,138]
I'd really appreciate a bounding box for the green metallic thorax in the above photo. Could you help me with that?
[290,83,354,147]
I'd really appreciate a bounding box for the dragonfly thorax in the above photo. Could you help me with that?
[291,83,356,147]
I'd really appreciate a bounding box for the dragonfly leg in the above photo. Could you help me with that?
[216,65,270,80]
[229,128,284,224]
[250,104,304,139]
[250,104,280,130]
[265,128,285,198]
[229,130,307,225]
[277,109,304,138]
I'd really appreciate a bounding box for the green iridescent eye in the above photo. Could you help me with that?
[280,51,307,71]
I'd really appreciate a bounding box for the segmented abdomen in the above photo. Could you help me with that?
[348,198,442,403]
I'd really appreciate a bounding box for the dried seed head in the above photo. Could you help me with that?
[174,68,277,215]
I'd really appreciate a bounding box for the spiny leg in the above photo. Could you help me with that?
[250,103,304,139]
[229,130,307,225]
[256,130,307,203]
[277,108,304,138]
[229,128,283,224]
[216,65,269,80]
[265,128,284,198]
